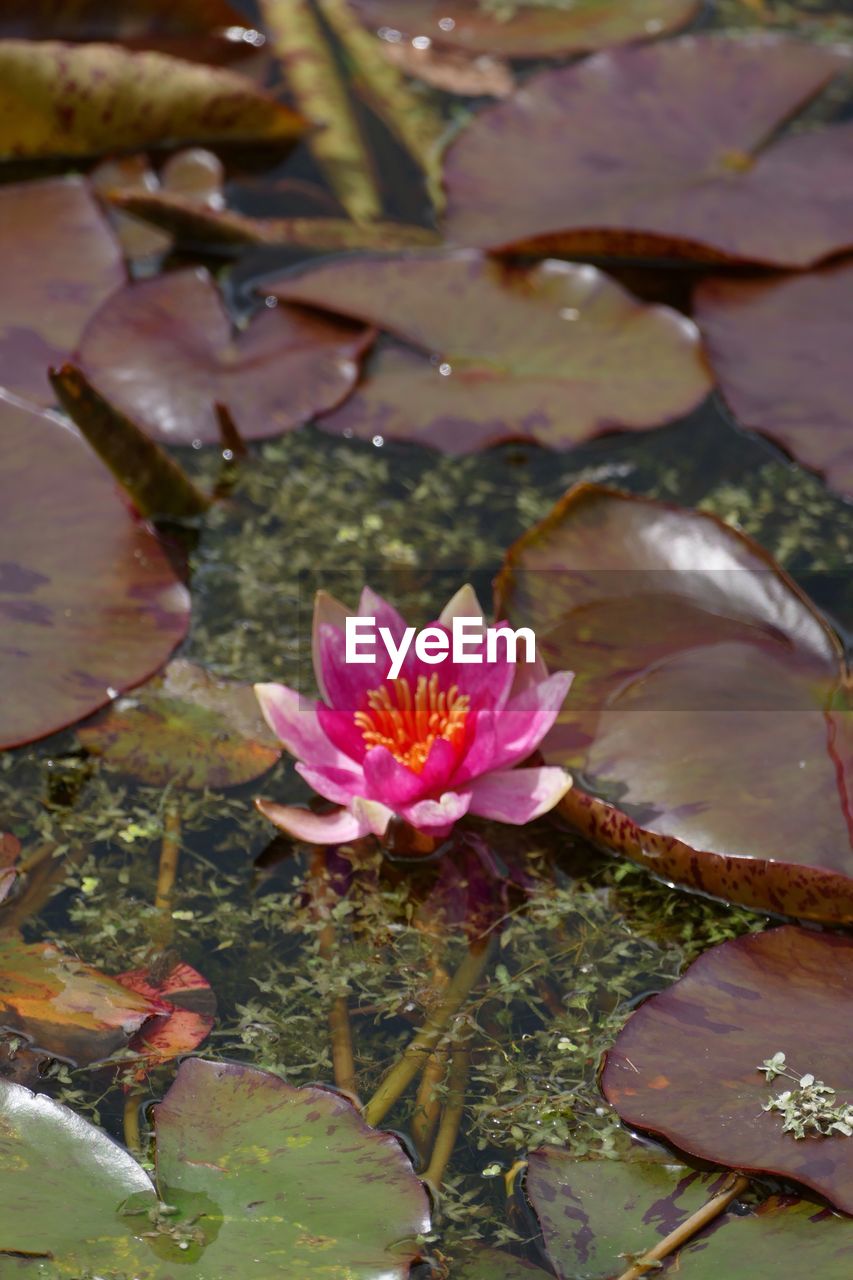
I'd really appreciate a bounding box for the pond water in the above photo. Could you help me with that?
[1,1,852,1276]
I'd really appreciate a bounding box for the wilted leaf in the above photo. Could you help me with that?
[0,0,250,43]
[380,40,514,98]
[443,34,853,267]
[601,927,853,1213]
[116,959,215,1068]
[495,484,853,922]
[525,1149,853,1279]
[76,266,372,446]
[0,937,161,1069]
[0,39,305,160]
[266,251,710,452]
[78,659,282,788]
[695,261,853,500]
[351,0,699,59]
[0,399,190,751]
[0,1058,431,1277]
[0,177,124,405]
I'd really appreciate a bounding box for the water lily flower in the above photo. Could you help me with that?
[254,585,573,845]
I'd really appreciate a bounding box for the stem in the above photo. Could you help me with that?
[411,1047,447,1161]
[154,800,181,915]
[615,1174,750,1280]
[422,1041,470,1189]
[362,938,492,1128]
[310,850,358,1099]
[123,1090,143,1155]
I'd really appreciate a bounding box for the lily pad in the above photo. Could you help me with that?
[0,39,305,160]
[76,267,373,445]
[443,34,853,267]
[0,177,125,406]
[77,659,282,788]
[0,1058,431,1278]
[454,1244,553,1278]
[266,251,711,453]
[694,261,853,501]
[0,937,161,1068]
[115,959,215,1067]
[351,0,700,59]
[1,0,249,43]
[494,484,853,922]
[0,399,191,751]
[525,1149,853,1278]
[601,926,853,1213]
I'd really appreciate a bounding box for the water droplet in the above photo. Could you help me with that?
[438,16,456,31]
[106,687,118,699]
[222,448,234,462]
[342,427,354,439]
[439,362,452,376]
[191,438,203,450]
[412,34,432,50]
[372,435,384,447]
[264,295,278,308]
[560,307,579,321]
[378,26,402,42]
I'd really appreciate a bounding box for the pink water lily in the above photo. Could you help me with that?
[254,585,573,845]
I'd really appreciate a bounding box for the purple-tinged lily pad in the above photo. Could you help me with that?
[77,659,282,789]
[525,1149,853,1278]
[352,0,699,59]
[0,398,190,751]
[694,262,853,501]
[0,177,125,406]
[266,251,711,453]
[495,484,853,923]
[76,267,373,445]
[443,34,853,267]
[601,927,853,1214]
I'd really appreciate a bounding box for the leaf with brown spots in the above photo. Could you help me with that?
[0,39,306,160]
[77,660,282,789]
[443,34,853,267]
[601,927,853,1214]
[495,484,853,922]
[115,959,215,1070]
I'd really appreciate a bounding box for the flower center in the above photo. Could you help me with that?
[354,674,470,774]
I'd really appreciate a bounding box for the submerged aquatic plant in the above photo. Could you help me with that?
[255,584,573,844]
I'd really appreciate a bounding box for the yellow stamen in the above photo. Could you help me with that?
[354,674,470,774]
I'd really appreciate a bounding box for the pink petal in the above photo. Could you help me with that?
[438,583,486,628]
[296,762,365,805]
[491,671,575,770]
[351,797,394,837]
[254,683,349,768]
[317,701,368,761]
[358,586,410,644]
[255,798,371,844]
[362,746,425,806]
[417,735,459,795]
[466,766,572,824]
[444,621,518,714]
[450,706,497,786]
[399,790,472,837]
[311,590,351,702]
[316,623,389,713]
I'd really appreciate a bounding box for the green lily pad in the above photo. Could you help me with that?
[77,660,282,789]
[525,1150,853,1279]
[454,1244,554,1278]
[495,484,853,923]
[266,251,711,453]
[0,1058,431,1278]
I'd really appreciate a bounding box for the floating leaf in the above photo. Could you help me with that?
[266,251,710,452]
[0,39,305,160]
[601,927,853,1213]
[351,0,700,59]
[77,659,282,789]
[443,34,853,267]
[50,364,212,520]
[76,266,372,446]
[107,187,441,249]
[0,399,190,751]
[525,1149,853,1279]
[379,40,514,99]
[0,177,125,406]
[694,261,853,501]
[455,1244,553,1278]
[0,1059,431,1277]
[0,937,161,1069]
[495,484,853,922]
[116,959,215,1068]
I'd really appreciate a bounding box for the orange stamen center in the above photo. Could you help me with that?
[354,674,470,774]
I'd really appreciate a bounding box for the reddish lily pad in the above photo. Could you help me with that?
[0,177,125,406]
[0,399,191,751]
[77,660,282,789]
[694,262,853,501]
[0,1058,430,1277]
[0,937,161,1068]
[525,1149,853,1278]
[495,484,853,923]
[76,267,372,445]
[0,834,21,905]
[116,959,215,1068]
[352,0,700,58]
[601,927,853,1213]
[266,252,711,453]
[443,34,853,267]
[0,39,305,160]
